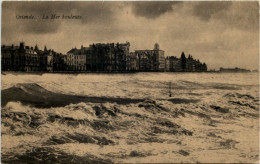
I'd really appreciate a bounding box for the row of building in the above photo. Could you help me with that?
[1,42,65,72]
[1,42,207,72]
[165,52,207,72]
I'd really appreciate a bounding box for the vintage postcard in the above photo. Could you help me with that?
[1,1,259,163]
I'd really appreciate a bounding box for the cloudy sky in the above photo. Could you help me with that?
[2,1,259,70]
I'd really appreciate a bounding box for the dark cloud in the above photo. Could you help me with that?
[131,2,181,19]
[2,1,116,34]
[217,2,259,31]
[192,1,259,31]
[192,1,232,21]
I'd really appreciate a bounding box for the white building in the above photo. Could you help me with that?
[66,48,86,71]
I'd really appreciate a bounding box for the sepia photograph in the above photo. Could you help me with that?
[1,1,259,163]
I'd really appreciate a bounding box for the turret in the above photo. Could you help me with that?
[154,43,160,50]
[35,44,39,51]
[180,52,187,71]
[181,52,186,60]
[19,42,25,50]
[44,45,48,52]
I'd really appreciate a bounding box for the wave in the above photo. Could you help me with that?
[1,74,259,163]
[2,83,202,108]
[1,100,196,163]
[2,90,259,163]
[1,83,145,108]
[171,80,243,90]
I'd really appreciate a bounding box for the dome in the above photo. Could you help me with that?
[154,43,160,50]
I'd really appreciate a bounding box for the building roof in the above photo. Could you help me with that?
[135,49,164,52]
[67,48,79,54]
[67,48,87,55]
[2,45,19,50]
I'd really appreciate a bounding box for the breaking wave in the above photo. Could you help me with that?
[2,83,203,108]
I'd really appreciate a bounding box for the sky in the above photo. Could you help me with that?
[1,1,259,70]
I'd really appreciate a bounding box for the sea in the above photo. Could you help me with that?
[1,72,259,163]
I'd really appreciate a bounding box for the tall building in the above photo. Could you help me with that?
[165,57,170,72]
[180,52,187,72]
[186,54,196,72]
[165,56,182,72]
[135,43,165,72]
[153,43,165,71]
[86,43,116,72]
[115,42,130,71]
[1,44,17,71]
[53,52,65,71]
[66,47,87,71]
[63,42,130,72]
[37,46,53,72]
[126,52,138,71]
[83,42,130,72]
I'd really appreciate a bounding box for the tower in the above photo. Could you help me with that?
[35,44,39,51]
[44,45,48,52]
[154,43,160,50]
[19,42,25,50]
[181,52,187,72]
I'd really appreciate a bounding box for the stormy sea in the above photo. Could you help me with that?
[1,72,259,163]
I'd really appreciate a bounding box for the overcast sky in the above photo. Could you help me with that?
[2,1,259,70]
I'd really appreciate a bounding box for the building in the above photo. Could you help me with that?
[85,42,130,72]
[135,50,154,71]
[165,52,207,72]
[165,57,170,72]
[2,41,208,73]
[170,56,182,72]
[37,46,53,72]
[2,42,41,71]
[1,44,17,71]
[186,54,196,72]
[153,43,165,71]
[115,42,130,71]
[24,45,40,71]
[1,42,62,72]
[66,47,86,71]
[64,42,130,72]
[86,43,116,72]
[126,52,138,71]
[53,52,65,71]
[135,43,165,72]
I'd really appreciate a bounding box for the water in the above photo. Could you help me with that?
[2,72,258,98]
[1,72,259,163]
